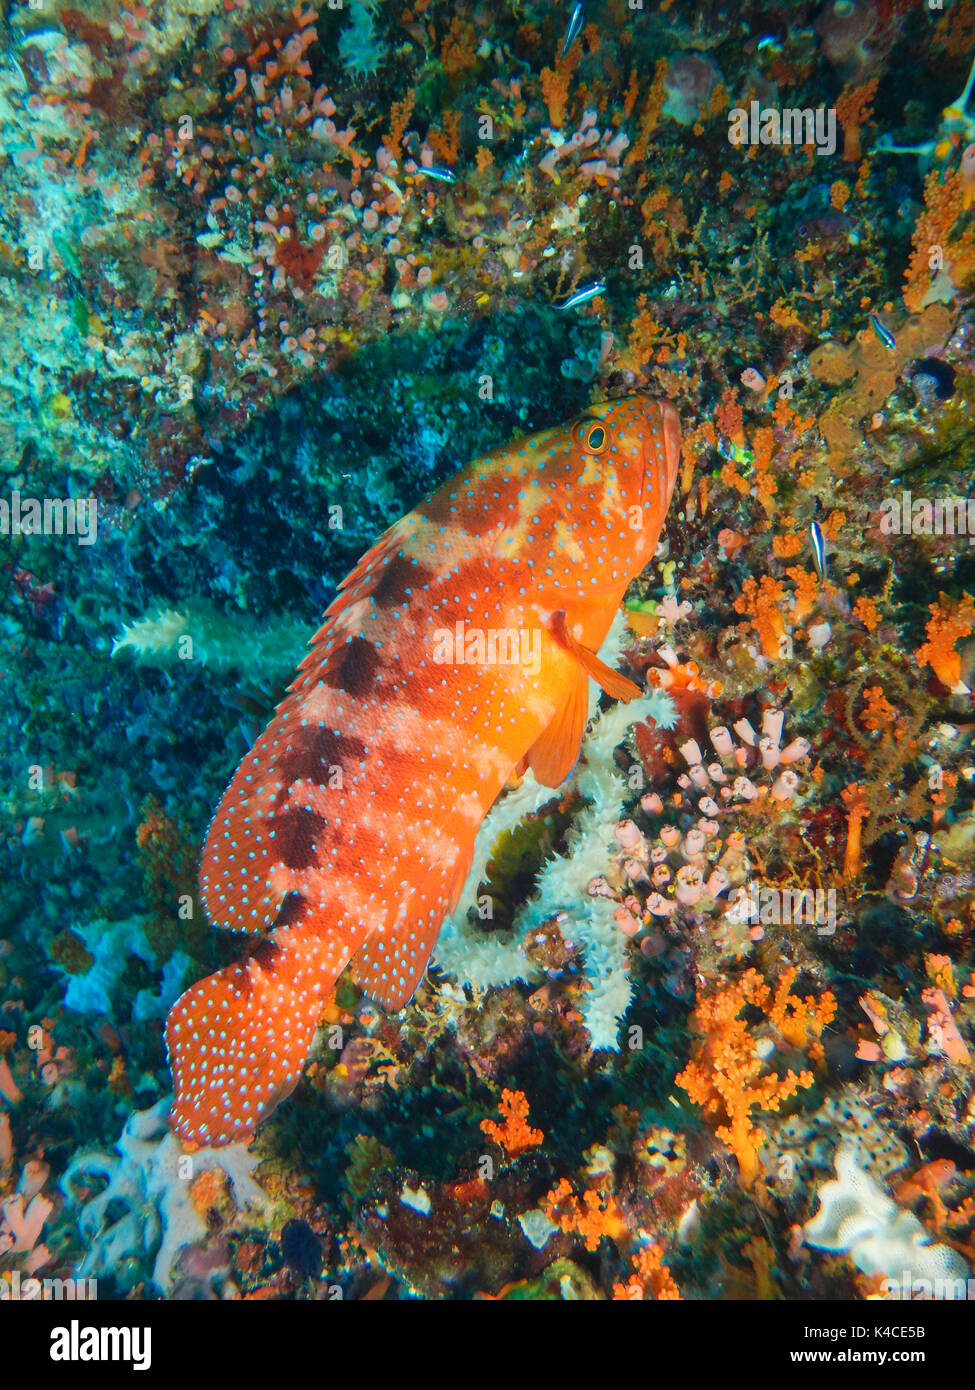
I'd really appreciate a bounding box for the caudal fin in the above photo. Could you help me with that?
[166,924,350,1145]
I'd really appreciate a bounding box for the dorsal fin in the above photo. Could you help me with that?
[290,518,413,691]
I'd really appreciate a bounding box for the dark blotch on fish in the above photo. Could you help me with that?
[274,806,328,871]
[322,634,381,696]
[370,553,434,609]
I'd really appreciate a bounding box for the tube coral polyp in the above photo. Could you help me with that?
[840,782,869,879]
[675,968,822,1186]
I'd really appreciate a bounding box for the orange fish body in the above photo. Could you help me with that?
[166,395,681,1144]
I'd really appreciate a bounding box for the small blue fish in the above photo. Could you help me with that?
[556,278,606,312]
[869,313,896,351]
[561,2,584,57]
[422,166,457,183]
[810,519,826,582]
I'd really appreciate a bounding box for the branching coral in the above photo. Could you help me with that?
[676,967,832,1186]
[916,591,975,693]
[436,690,676,1048]
[112,602,308,678]
[480,1089,543,1158]
[337,0,387,80]
[804,1145,970,1292]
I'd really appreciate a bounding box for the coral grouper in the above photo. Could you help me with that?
[166,395,682,1144]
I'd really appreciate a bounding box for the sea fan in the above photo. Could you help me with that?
[337,0,387,80]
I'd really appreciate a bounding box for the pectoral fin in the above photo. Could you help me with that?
[550,610,643,702]
[525,666,589,788]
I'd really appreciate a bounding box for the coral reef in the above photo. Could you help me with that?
[2,0,975,1315]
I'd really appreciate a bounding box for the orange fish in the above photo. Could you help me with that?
[166,395,681,1144]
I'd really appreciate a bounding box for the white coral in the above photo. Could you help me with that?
[804,1144,970,1294]
[61,1100,268,1291]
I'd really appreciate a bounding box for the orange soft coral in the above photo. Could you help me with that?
[751,426,778,511]
[785,565,819,624]
[916,591,975,692]
[612,1242,681,1300]
[860,685,897,732]
[480,1088,543,1157]
[772,533,802,559]
[675,969,818,1186]
[853,595,881,631]
[542,1177,626,1250]
[841,781,869,878]
[626,58,669,163]
[539,43,581,129]
[715,387,745,449]
[734,575,789,658]
[835,78,878,162]
[767,965,836,1066]
[386,92,415,157]
[903,168,975,311]
[440,16,477,76]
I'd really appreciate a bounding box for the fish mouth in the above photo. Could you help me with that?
[659,400,682,497]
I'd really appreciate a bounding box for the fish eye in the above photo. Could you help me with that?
[581,422,611,454]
